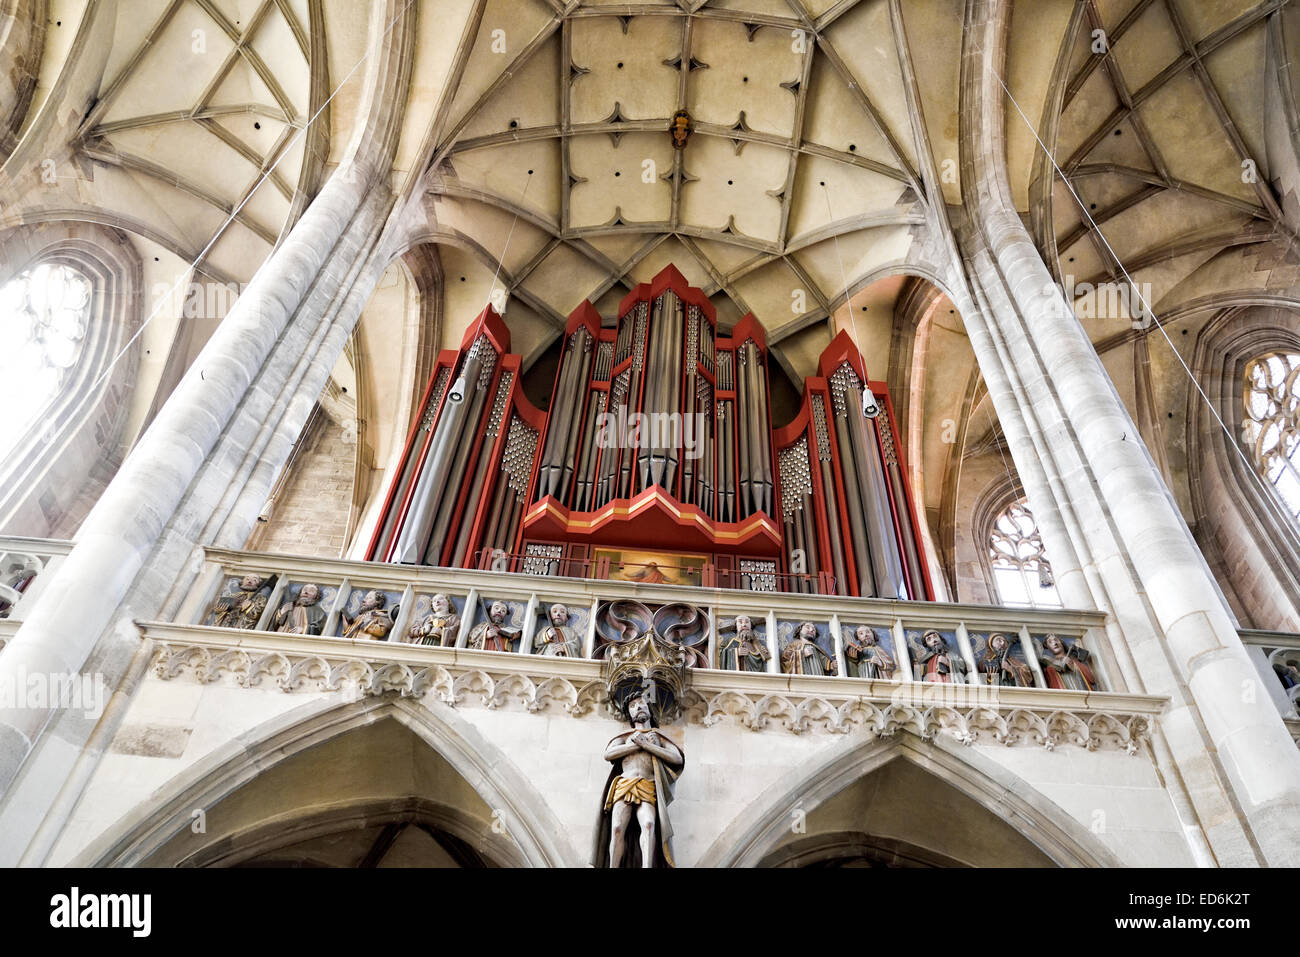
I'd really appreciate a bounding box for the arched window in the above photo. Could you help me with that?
[0,263,91,460]
[988,498,1062,609]
[1242,351,1300,519]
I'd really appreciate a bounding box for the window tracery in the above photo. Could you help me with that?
[1242,352,1300,519]
[0,263,91,460]
[988,498,1062,609]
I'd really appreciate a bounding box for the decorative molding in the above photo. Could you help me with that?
[142,625,1163,752]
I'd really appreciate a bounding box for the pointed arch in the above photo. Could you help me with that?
[695,731,1123,868]
[70,695,581,868]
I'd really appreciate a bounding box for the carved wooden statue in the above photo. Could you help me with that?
[341,590,394,641]
[719,614,769,672]
[911,630,966,683]
[467,600,520,652]
[535,602,581,657]
[780,621,837,676]
[1037,634,1098,691]
[594,689,685,868]
[211,574,274,630]
[406,593,460,646]
[844,625,895,679]
[271,583,327,636]
[976,632,1034,687]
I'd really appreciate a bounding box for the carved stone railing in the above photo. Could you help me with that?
[110,545,1168,752]
[179,546,1121,691]
[140,624,1164,752]
[1240,628,1300,744]
[0,536,74,651]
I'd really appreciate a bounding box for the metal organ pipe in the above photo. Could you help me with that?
[850,407,908,599]
[391,349,484,564]
[558,332,594,502]
[424,374,493,564]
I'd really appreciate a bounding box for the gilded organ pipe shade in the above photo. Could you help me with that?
[368,266,931,602]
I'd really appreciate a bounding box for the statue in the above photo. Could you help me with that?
[406,593,461,646]
[594,688,685,868]
[211,573,275,630]
[271,583,327,636]
[911,630,967,683]
[780,621,837,676]
[718,614,770,672]
[844,625,895,679]
[340,589,394,641]
[1037,634,1098,691]
[467,600,520,652]
[975,632,1034,687]
[535,602,582,657]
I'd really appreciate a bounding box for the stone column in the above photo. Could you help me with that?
[0,0,423,865]
[955,0,1300,865]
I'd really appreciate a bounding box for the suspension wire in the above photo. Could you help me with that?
[989,62,1276,498]
[83,0,422,399]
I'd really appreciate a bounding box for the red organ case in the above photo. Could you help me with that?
[366,264,933,600]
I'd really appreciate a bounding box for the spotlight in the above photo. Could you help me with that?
[861,389,880,418]
[448,375,467,403]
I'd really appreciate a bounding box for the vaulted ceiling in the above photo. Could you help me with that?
[7,0,1300,580]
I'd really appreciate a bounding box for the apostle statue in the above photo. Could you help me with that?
[535,602,582,657]
[1037,634,1098,691]
[975,632,1034,687]
[844,625,895,680]
[211,573,275,630]
[468,600,521,653]
[718,614,770,672]
[341,589,394,641]
[911,630,967,683]
[271,583,327,636]
[406,593,461,646]
[594,687,685,868]
[780,621,837,676]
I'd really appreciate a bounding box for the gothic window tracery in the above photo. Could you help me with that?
[1242,352,1300,519]
[0,263,92,460]
[988,498,1062,609]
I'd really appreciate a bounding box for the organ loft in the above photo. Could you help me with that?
[0,0,1298,878]
[370,264,931,601]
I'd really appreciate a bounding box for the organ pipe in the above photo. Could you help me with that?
[368,266,931,603]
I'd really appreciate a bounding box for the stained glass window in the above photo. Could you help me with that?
[988,498,1062,609]
[1242,352,1300,519]
[0,263,91,461]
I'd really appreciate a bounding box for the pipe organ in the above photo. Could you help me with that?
[366,265,932,599]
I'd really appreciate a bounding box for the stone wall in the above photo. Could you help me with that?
[252,416,356,558]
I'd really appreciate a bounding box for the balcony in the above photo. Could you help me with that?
[0,535,73,650]
[113,544,1167,751]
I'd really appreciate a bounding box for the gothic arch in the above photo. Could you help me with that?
[695,732,1123,868]
[70,695,581,868]
[1189,304,1300,630]
[0,220,142,536]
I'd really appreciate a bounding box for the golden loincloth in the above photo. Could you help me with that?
[604,775,656,809]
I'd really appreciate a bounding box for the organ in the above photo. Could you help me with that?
[366,264,933,599]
